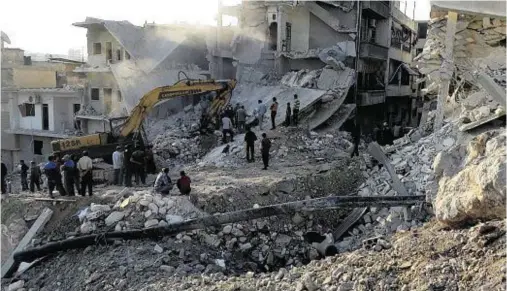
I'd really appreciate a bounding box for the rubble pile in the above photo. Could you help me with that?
[415,15,506,95]
[75,104,101,116]
[197,128,354,168]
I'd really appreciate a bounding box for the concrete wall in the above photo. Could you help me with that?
[85,119,108,134]
[375,19,390,47]
[285,6,310,52]
[288,58,326,71]
[12,67,56,88]
[1,48,24,68]
[309,14,351,49]
[86,72,119,114]
[86,27,124,67]
[16,135,54,163]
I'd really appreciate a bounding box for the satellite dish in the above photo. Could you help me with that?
[1,31,11,45]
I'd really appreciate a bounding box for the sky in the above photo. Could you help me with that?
[1,0,430,55]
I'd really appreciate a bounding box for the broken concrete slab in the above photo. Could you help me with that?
[316,67,355,91]
[308,95,348,130]
[2,208,53,278]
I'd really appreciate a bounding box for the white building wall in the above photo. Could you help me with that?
[286,7,310,52]
[86,28,125,67]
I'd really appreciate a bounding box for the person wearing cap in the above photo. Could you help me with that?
[61,155,76,196]
[29,161,42,193]
[77,151,93,196]
[154,168,172,195]
[112,146,124,186]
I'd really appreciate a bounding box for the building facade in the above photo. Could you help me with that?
[211,0,421,134]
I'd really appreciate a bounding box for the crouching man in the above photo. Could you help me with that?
[154,168,172,195]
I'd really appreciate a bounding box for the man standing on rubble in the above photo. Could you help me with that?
[77,151,93,196]
[29,161,42,193]
[44,155,66,198]
[236,105,247,133]
[1,162,7,194]
[61,155,76,196]
[270,97,279,130]
[19,160,29,191]
[112,146,124,186]
[261,133,271,170]
[123,145,133,187]
[244,126,257,162]
[285,103,292,127]
[222,114,234,143]
[130,146,146,185]
[293,94,300,126]
[256,100,267,130]
[350,121,361,158]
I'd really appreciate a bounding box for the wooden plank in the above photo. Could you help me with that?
[1,208,53,278]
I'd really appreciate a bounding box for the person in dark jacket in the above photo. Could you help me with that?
[130,146,146,185]
[285,103,292,127]
[29,161,42,192]
[261,133,271,170]
[244,126,258,162]
[376,122,394,146]
[177,171,191,195]
[1,162,8,194]
[350,121,361,158]
[61,155,76,196]
[19,160,29,191]
[44,155,66,198]
[123,145,133,187]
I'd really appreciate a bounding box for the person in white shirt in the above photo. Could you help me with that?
[256,100,267,130]
[154,168,172,195]
[222,115,234,143]
[77,151,93,196]
[112,146,124,186]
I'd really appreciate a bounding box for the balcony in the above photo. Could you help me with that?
[387,84,412,97]
[358,90,386,106]
[391,7,417,31]
[359,42,388,60]
[388,45,414,63]
[362,1,390,19]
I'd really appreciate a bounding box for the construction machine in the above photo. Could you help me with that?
[51,76,237,162]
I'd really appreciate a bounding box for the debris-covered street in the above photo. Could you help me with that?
[1,1,506,291]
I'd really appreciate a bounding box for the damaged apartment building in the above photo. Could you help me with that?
[71,18,212,134]
[210,0,422,134]
[1,32,86,169]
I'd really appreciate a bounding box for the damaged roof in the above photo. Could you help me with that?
[73,17,187,74]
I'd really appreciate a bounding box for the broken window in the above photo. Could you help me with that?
[269,22,278,51]
[93,43,102,55]
[282,22,292,52]
[33,140,43,155]
[20,103,35,117]
[91,88,100,101]
[117,90,122,102]
[125,51,131,60]
[106,42,112,62]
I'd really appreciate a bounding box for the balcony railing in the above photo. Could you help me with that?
[362,1,390,19]
[387,85,412,97]
[358,90,386,106]
[359,42,388,60]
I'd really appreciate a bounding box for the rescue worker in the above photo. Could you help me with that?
[112,146,124,186]
[376,122,394,146]
[236,105,247,133]
[350,121,361,158]
[61,155,76,196]
[244,126,257,163]
[222,114,234,143]
[293,94,300,126]
[256,100,267,130]
[176,171,191,195]
[1,162,6,194]
[77,151,93,196]
[154,168,172,195]
[44,155,66,198]
[123,145,133,187]
[285,103,292,127]
[270,97,278,130]
[19,160,29,191]
[130,146,146,185]
[29,161,42,193]
[261,133,271,170]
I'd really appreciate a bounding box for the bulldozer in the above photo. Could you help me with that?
[51,75,237,162]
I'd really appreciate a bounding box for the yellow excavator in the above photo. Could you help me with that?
[51,76,237,161]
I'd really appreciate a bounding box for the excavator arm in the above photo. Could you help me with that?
[119,78,237,137]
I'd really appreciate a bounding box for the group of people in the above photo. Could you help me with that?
[111,145,156,187]
[244,127,272,170]
[153,168,192,196]
[251,94,300,131]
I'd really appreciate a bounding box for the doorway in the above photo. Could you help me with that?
[104,88,112,113]
[269,22,278,50]
[106,42,112,63]
[42,104,49,130]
